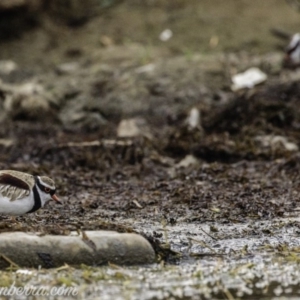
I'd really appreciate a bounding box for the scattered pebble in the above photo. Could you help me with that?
[135,64,155,74]
[186,107,201,129]
[231,67,267,91]
[254,135,298,152]
[0,60,17,74]
[56,62,80,75]
[117,118,152,139]
[176,155,199,168]
[159,29,173,42]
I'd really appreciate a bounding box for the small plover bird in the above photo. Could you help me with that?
[0,170,60,215]
[284,33,300,67]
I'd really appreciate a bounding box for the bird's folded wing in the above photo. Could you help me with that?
[0,174,31,201]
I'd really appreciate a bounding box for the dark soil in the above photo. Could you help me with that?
[1,80,300,245]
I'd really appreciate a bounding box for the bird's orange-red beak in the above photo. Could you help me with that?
[51,194,61,203]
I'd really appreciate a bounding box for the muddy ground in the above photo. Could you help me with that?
[1,0,300,299]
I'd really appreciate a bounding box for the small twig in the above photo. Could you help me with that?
[80,230,97,252]
[108,262,123,269]
[0,253,20,269]
[55,263,71,272]
[200,227,217,240]
[132,199,143,208]
[220,283,235,300]
[161,217,169,245]
[188,237,217,254]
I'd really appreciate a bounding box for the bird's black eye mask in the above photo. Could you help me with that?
[35,176,56,196]
[50,189,56,196]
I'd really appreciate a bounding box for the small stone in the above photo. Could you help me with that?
[0,60,17,74]
[4,94,50,120]
[231,68,267,91]
[159,29,173,41]
[56,62,80,75]
[17,82,44,95]
[0,139,14,147]
[16,269,33,275]
[100,35,114,47]
[254,135,298,152]
[176,155,200,168]
[117,118,152,139]
[186,107,201,129]
[135,64,155,74]
[60,110,107,130]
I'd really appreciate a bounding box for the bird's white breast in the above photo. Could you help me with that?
[0,192,34,215]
